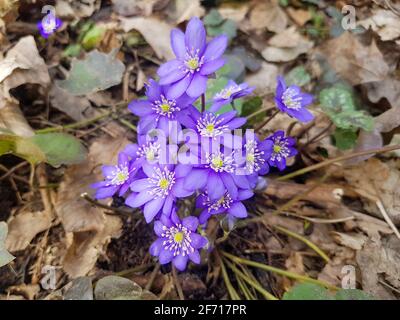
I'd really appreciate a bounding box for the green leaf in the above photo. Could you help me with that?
[283,283,333,300]
[333,128,358,150]
[217,54,245,82]
[335,289,374,300]
[81,25,106,50]
[203,9,224,27]
[94,275,157,300]
[319,86,356,115]
[241,96,263,125]
[57,49,126,96]
[63,44,82,57]
[30,133,87,167]
[333,111,374,132]
[0,222,15,268]
[285,66,311,87]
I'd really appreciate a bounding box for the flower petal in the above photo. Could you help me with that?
[173,255,189,271]
[189,250,200,264]
[167,75,192,99]
[191,233,207,249]
[204,35,228,62]
[170,28,186,59]
[200,57,225,75]
[185,17,206,52]
[182,216,199,231]
[128,100,153,117]
[95,185,118,199]
[207,172,225,201]
[154,220,164,237]
[144,197,164,223]
[186,73,207,98]
[149,238,163,257]
[228,201,247,218]
[184,168,208,191]
[159,248,174,264]
[130,178,150,192]
[158,59,182,77]
[125,190,153,208]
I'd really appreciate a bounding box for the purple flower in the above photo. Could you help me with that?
[37,15,62,38]
[150,212,207,271]
[275,76,314,123]
[157,17,228,99]
[129,79,194,136]
[240,135,273,176]
[178,106,246,141]
[125,163,193,223]
[197,189,253,224]
[210,80,254,113]
[266,130,297,171]
[92,152,136,199]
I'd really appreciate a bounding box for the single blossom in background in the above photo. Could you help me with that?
[125,163,193,222]
[197,189,253,224]
[275,76,314,123]
[266,130,298,171]
[239,135,274,176]
[129,79,194,136]
[92,151,136,199]
[157,17,228,99]
[210,80,254,113]
[37,14,63,38]
[150,212,207,271]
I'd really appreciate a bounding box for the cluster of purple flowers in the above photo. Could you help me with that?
[93,17,313,271]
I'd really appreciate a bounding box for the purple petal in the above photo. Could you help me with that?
[200,58,225,75]
[128,100,153,117]
[145,79,162,101]
[203,35,228,62]
[238,189,254,201]
[149,238,163,257]
[138,115,157,135]
[167,75,192,99]
[207,172,225,201]
[184,168,208,191]
[226,117,247,129]
[159,248,174,264]
[189,250,200,264]
[185,17,206,52]
[162,194,174,216]
[172,178,194,198]
[276,76,286,97]
[95,185,118,199]
[182,216,199,231]
[130,178,150,192]
[170,28,186,59]
[220,172,238,199]
[175,164,192,178]
[125,190,153,207]
[186,73,207,98]
[144,197,164,223]
[199,210,211,224]
[159,69,186,86]
[154,221,164,237]
[158,59,182,77]
[190,233,207,249]
[287,107,314,123]
[228,202,247,218]
[173,255,189,271]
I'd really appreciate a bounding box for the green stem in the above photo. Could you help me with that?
[278,144,400,181]
[201,94,206,113]
[216,251,240,300]
[255,109,279,132]
[222,251,338,291]
[245,106,274,121]
[273,225,330,263]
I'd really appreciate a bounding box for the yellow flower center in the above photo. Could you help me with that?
[116,172,127,183]
[186,58,199,70]
[174,232,184,243]
[212,156,224,168]
[146,150,155,161]
[160,103,170,113]
[206,124,214,133]
[273,145,282,153]
[159,178,169,189]
[246,153,255,162]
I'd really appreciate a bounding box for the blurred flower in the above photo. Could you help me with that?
[150,213,207,271]
[266,130,297,171]
[275,76,314,123]
[37,15,62,38]
[210,80,254,112]
[157,17,228,99]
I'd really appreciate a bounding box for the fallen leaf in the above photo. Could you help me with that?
[167,0,205,24]
[64,277,94,300]
[358,9,400,41]
[0,221,15,267]
[6,210,52,252]
[57,49,126,96]
[112,0,166,17]
[245,62,279,96]
[0,36,50,108]
[287,7,312,26]
[94,275,143,300]
[119,16,174,60]
[261,27,314,62]
[319,32,390,85]
[248,1,288,34]
[56,0,100,19]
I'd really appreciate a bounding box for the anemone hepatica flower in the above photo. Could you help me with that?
[266,130,297,171]
[150,212,207,271]
[157,17,228,99]
[241,136,273,175]
[275,76,314,123]
[129,79,194,136]
[125,163,193,223]
[178,106,246,141]
[37,14,62,38]
[92,152,136,199]
[197,189,253,224]
[210,80,254,113]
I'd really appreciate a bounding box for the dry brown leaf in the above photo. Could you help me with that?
[245,62,279,96]
[7,284,40,300]
[319,32,390,85]
[218,4,248,24]
[56,134,129,277]
[119,16,174,60]
[287,7,312,26]
[0,36,50,109]
[358,9,400,41]
[6,210,52,252]
[356,235,400,299]
[331,231,367,250]
[261,27,313,62]
[112,0,167,17]
[343,158,400,225]
[56,0,100,19]
[248,1,287,34]
[0,100,34,136]
[167,0,205,24]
